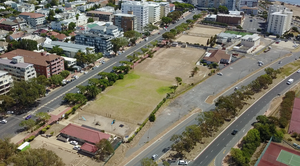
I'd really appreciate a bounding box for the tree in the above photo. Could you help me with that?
[175,77,182,86]
[292,27,299,32]
[0,95,15,114]
[191,67,199,77]
[141,158,158,166]
[231,148,246,166]
[149,114,156,122]
[124,30,141,39]
[218,5,229,14]
[169,85,178,94]
[68,22,76,30]
[87,17,94,23]
[8,148,65,166]
[60,70,70,78]
[19,119,36,130]
[34,75,50,86]
[162,17,172,25]
[7,39,38,51]
[47,9,55,21]
[167,11,182,21]
[35,112,51,123]
[55,8,61,14]
[143,24,159,32]
[95,139,114,161]
[111,37,128,53]
[50,74,64,86]
[63,93,87,104]
[49,45,64,56]
[86,85,101,98]
[163,161,170,166]
[206,39,210,46]
[162,32,175,39]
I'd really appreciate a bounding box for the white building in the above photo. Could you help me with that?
[96,6,115,13]
[0,56,36,81]
[51,14,88,31]
[65,1,86,8]
[267,6,293,35]
[240,34,260,53]
[147,2,160,23]
[62,57,77,67]
[19,12,45,28]
[238,0,258,10]
[122,1,149,31]
[0,71,13,95]
[159,2,170,18]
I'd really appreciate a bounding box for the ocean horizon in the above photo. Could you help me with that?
[278,0,300,5]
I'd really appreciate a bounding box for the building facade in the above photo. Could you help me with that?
[225,0,236,10]
[1,49,64,78]
[0,21,19,31]
[148,2,160,23]
[19,12,45,27]
[0,71,13,95]
[75,24,123,55]
[216,14,243,25]
[0,56,36,81]
[159,2,170,18]
[241,34,260,47]
[87,11,114,22]
[267,6,293,35]
[113,13,137,32]
[121,1,149,31]
[238,0,258,10]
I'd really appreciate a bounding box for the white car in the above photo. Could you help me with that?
[73,145,80,150]
[217,72,223,76]
[151,154,158,160]
[70,141,78,145]
[178,160,188,165]
[1,119,7,124]
[297,69,300,73]
[84,71,88,74]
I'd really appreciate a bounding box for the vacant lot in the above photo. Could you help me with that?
[135,47,207,84]
[176,35,209,45]
[83,72,172,125]
[190,25,224,36]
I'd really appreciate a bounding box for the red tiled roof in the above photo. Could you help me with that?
[203,49,231,63]
[34,29,48,34]
[288,98,300,134]
[19,12,45,18]
[1,49,62,67]
[81,143,98,153]
[10,32,26,39]
[60,123,111,144]
[169,4,175,7]
[47,31,59,36]
[55,33,67,40]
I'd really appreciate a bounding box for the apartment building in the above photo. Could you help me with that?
[121,1,149,31]
[216,14,244,25]
[51,14,88,31]
[159,2,170,18]
[238,0,258,10]
[1,49,64,78]
[75,23,123,55]
[0,71,13,95]
[148,2,160,23]
[87,11,114,22]
[19,12,45,28]
[43,41,95,58]
[195,0,225,8]
[113,13,137,32]
[0,56,36,81]
[267,9,293,35]
[0,21,19,31]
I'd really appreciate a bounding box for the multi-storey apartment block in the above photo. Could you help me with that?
[0,71,13,95]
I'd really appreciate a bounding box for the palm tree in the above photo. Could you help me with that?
[191,67,199,77]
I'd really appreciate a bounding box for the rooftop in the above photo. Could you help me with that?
[60,123,111,144]
[203,49,231,63]
[43,41,94,52]
[217,14,243,18]
[80,142,98,153]
[1,49,62,67]
[114,13,135,17]
[0,20,18,26]
[10,32,26,39]
[0,57,33,68]
[19,12,45,18]
[218,32,237,38]
[0,70,8,76]
[241,34,260,41]
[87,10,113,15]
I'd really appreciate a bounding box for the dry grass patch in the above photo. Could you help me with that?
[175,35,209,45]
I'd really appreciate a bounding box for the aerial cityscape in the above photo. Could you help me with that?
[0,0,300,166]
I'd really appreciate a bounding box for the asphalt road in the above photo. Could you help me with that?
[0,11,199,139]
[125,48,299,166]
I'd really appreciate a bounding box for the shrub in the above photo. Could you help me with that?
[41,128,47,134]
[149,114,156,122]
[27,136,35,142]
[292,132,298,138]
[46,125,51,129]
[50,131,54,135]
[288,138,292,141]
[118,74,124,79]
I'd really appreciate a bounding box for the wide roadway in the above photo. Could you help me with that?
[0,11,199,139]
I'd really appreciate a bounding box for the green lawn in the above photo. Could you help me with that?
[224,30,253,36]
[84,71,172,124]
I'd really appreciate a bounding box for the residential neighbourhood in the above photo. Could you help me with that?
[1,0,300,166]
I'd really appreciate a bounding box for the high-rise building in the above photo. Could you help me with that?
[148,2,160,23]
[113,12,137,32]
[267,5,293,35]
[0,71,13,95]
[159,2,170,18]
[121,1,149,31]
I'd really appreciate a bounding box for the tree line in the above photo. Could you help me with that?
[168,67,280,159]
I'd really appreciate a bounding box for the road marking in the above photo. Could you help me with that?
[206,155,208,158]
[223,150,226,154]
[211,150,213,153]
[217,143,219,146]
[27,62,118,116]
[243,129,245,132]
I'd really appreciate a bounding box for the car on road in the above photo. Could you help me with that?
[70,141,78,145]
[162,147,171,153]
[232,129,238,135]
[297,69,300,73]
[279,61,282,64]
[1,119,7,124]
[25,115,32,120]
[234,87,239,91]
[152,154,158,160]
[178,160,188,165]
[250,20,252,22]
[217,72,223,76]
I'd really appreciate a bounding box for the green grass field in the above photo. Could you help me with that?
[84,71,172,124]
[224,30,253,36]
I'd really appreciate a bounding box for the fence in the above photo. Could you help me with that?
[254,137,273,166]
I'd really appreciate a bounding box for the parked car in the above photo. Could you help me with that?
[234,87,239,91]
[70,141,78,145]
[232,129,238,135]
[1,119,7,124]
[178,160,188,165]
[25,115,32,120]
[162,147,170,153]
[73,146,80,150]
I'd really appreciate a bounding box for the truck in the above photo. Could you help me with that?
[287,78,294,85]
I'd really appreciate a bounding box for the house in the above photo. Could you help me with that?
[51,14,88,31]
[0,21,19,31]
[8,31,27,41]
[65,1,86,8]
[19,12,45,28]
[202,49,232,64]
[217,32,238,44]
[33,29,48,35]
[80,143,98,156]
[43,41,95,58]
[240,6,258,15]
[96,6,115,13]
[1,49,65,78]
[16,3,35,13]
[22,35,45,45]
[0,56,36,81]
[169,3,175,12]
[46,31,67,41]
[0,70,13,95]
[59,123,111,145]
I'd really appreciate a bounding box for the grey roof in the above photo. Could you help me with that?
[218,32,237,38]
[90,25,106,31]
[43,41,94,53]
[107,25,118,30]
[0,21,18,26]
[0,58,33,68]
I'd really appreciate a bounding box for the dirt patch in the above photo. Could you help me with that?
[175,35,209,45]
[189,26,224,36]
